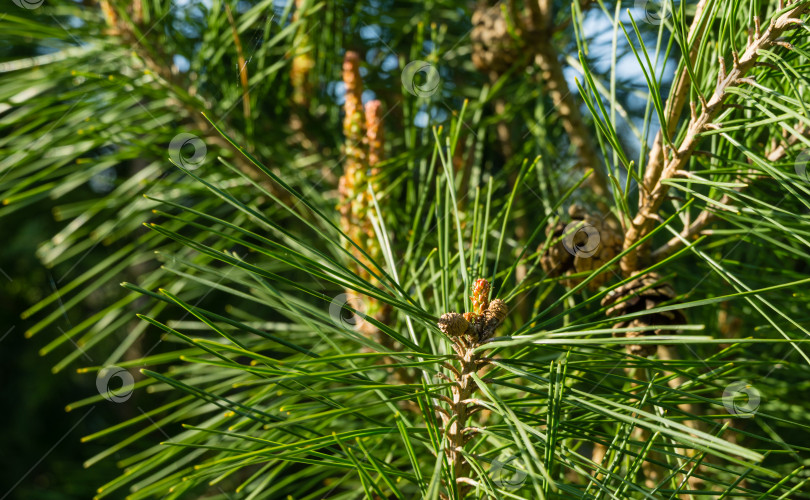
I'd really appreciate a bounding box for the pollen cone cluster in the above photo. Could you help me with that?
[290,0,315,107]
[539,204,623,290]
[601,273,685,357]
[338,52,384,270]
[336,52,392,342]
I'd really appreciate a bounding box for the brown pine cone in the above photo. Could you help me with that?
[481,299,508,340]
[539,205,623,290]
[601,273,686,357]
[438,312,470,338]
[486,299,508,322]
[471,4,526,75]
[539,219,574,278]
[570,217,623,289]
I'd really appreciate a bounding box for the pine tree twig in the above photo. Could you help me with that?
[456,477,479,488]
[441,362,462,377]
[437,394,455,406]
[472,0,610,200]
[96,1,283,196]
[652,122,810,260]
[436,282,509,497]
[433,405,451,417]
[622,1,809,274]
[459,398,489,406]
[532,0,610,201]
[467,406,486,416]
[626,0,710,251]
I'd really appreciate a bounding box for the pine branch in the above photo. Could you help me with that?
[96,0,279,195]
[636,0,711,199]
[532,0,610,201]
[472,0,610,200]
[652,124,810,260]
[621,1,810,274]
[437,280,508,497]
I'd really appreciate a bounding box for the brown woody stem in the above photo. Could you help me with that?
[97,0,281,196]
[444,344,487,498]
[533,0,610,201]
[621,1,808,274]
[652,124,810,260]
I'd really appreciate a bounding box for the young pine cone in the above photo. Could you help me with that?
[438,312,471,338]
[539,205,623,290]
[481,299,508,341]
[471,278,491,315]
[601,273,685,357]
